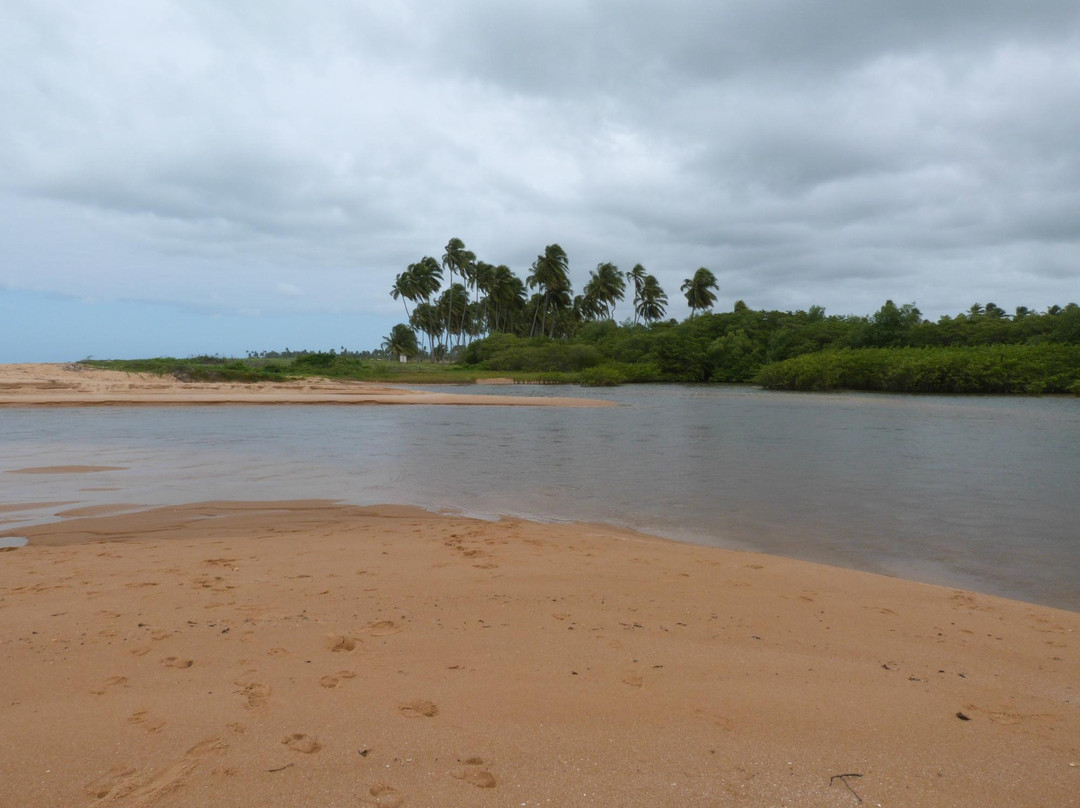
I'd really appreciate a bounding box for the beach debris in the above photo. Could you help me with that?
[956,711,971,721]
[268,763,294,773]
[829,773,864,803]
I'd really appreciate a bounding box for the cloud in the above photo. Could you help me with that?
[1,0,1078,360]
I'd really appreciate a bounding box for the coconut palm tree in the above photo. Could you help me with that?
[472,261,496,336]
[382,323,419,362]
[626,264,648,324]
[409,302,443,361]
[583,262,625,320]
[487,265,526,334]
[390,269,419,319]
[411,256,443,304]
[574,291,606,323]
[636,274,668,324]
[442,238,476,345]
[681,267,719,317]
[526,244,571,338]
[437,283,471,350]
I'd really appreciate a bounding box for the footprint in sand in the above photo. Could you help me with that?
[453,757,497,789]
[127,709,168,733]
[90,676,129,695]
[399,699,438,718]
[319,670,357,689]
[234,674,271,709]
[282,733,322,754]
[326,634,359,652]
[84,737,225,804]
[366,783,404,807]
[162,656,194,669]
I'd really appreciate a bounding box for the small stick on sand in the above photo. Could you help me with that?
[830,773,864,803]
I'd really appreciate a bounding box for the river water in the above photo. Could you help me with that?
[2,385,1078,610]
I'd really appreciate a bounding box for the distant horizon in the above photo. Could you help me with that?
[3,287,1075,365]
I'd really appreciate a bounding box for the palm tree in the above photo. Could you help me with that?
[681,267,718,317]
[442,238,476,346]
[583,262,625,320]
[411,256,443,304]
[486,265,526,334]
[574,291,606,323]
[437,283,471,350]
[626,264,648,324]
[526,244,571,338]
[382,323,419,362]
[636,274,668,324]
[410,302,443,360]
[390,269,419,319]
[472,261,497,336]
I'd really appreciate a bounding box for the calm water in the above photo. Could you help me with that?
[2,385,1078,610]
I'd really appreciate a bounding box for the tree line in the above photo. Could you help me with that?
[381,237,1079,394]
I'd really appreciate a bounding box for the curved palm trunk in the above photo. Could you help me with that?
[443,268,454,358]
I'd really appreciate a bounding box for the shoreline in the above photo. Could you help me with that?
[0,364,614,408]
[0,501,1076,807]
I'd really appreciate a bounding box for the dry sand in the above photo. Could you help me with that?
[0,501,1076,807]
[0,364,612,407]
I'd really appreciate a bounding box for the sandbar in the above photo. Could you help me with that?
[0,501,1075,807]
[0,364,612,407]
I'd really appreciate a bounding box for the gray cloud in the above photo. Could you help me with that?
[1,0,1078,335]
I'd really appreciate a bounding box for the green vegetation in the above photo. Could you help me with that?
[382,235,1078,394]
[79,354,506,385]
[81,237,1079,396]
[457,299,1080,394]
[79,356,290,383]
[756,345,1080,394]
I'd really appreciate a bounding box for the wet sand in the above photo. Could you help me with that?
[0,364,612,407]
[0,501,1076,807]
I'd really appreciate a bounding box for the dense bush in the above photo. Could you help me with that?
[479,342,604,372]
[578,366,627,387]
[460,300,1079,391]
[755,345,1080,394]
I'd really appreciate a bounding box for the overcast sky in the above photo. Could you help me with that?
[2,1,1079,361]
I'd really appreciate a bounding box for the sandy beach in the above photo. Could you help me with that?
[0,499,1076,807]
[0,364,611,407]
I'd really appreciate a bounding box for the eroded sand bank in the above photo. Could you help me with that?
[0,502,1076,807]
[0,364,612,407]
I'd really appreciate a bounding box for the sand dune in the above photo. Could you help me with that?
[0,502,1076,807]
[0,364,612,407]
